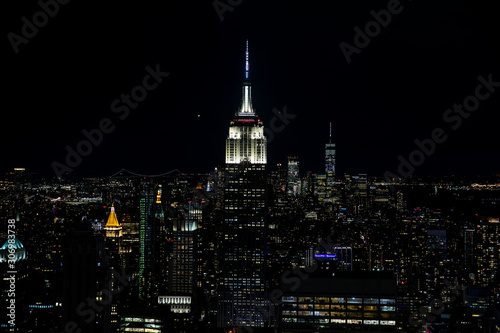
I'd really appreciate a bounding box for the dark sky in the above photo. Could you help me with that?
[3,0,500,178]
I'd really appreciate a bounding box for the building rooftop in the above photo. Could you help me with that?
[105,205,120,227]
[282,271,397,295]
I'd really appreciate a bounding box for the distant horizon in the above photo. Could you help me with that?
[3,1,500,181]
[3,165,499,181]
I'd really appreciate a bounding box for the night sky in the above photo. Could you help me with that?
[3,0,500,178]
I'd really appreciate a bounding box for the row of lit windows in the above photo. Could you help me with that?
[283,297,395,305]
[292,304,386,311]
[282,311,396,318]
[282,318,396,325]
[122,317,161,323]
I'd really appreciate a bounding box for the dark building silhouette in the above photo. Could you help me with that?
[62,224,108,333]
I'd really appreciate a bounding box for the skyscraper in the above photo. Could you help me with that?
[287,156,300,197]
[169,200,202,295]
[104,205,123,260]
[153,186,169,296]
[139,179,155,301]
[62,225,108,333]
[218,40,269,329]
[104,204,124,330]
[325,122,336,200]
[425,230,447,303]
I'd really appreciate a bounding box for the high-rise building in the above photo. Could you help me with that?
[325,122,336,200]
[396,190,405,212]
[119,211,140,275]
[169,200,202,295]
[425,230,447,303]
[280,272,397,332]
[139,179,155,301]
[104,205,123,262]
[159,198,206,332]
[104,205,125,277]
[153,186,169,296]
[13,167,25,192]
[62,225,108,333]
[464,228,474,270]
[475,217,500,304]
[218,40,269,329]
[287,156,300,197]
[103,205,125,330]
[314,174,326,202]
[346,173,368,214]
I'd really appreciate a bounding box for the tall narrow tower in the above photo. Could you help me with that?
[104,204,123,268]
[218,40,269,329]
[287,156,300,197]
[139,179,155,301]
[225,40,266,165]
[325,122,336,199]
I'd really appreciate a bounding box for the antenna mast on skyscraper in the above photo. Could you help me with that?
[329,122,332,143]
[245,39,249,79]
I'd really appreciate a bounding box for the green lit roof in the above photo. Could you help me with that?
[0,236,24,250]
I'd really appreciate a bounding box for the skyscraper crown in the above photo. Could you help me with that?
[238,39,254,116]
[226,40,267,165]
[105,204,120,227]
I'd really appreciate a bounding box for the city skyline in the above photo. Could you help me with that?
[3,0,500,178]
[2,3,500,331]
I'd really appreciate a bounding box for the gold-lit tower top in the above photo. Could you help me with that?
[105,204,120,227]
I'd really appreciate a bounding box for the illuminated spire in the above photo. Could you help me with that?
[329,122,332,143]
[245,39,249,80]
[239,39,254,115]
[156,190,161,204]
[105,204,120,227]
[0,236,27,263]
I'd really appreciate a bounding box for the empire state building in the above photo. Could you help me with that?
[217,40,269,329]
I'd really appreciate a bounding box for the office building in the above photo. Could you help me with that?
[287,157,300,197]
[218,40,269,329]
[139,179,155,300]
[281,271,397,332]
[325,123,336,201]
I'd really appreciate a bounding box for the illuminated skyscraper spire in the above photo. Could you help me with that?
[227,40,266,164]
[245,39,249,79]
[239,39,254,115]
[329,121,332,144]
